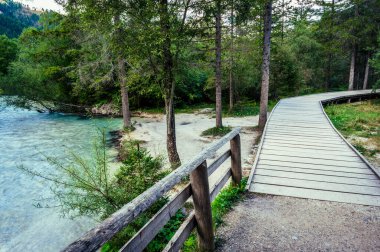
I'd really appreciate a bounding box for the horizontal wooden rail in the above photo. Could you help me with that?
[321,92,379,105]
[163,212,196,252]
[63,127,242,252]
[120,186,192,251]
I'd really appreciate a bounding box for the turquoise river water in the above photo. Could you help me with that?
[0,98,122,251]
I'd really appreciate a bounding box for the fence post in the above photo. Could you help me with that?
[230,134,242,186]
[190,161,214,252]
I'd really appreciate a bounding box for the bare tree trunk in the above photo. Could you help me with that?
[348,4,359,91]
[258,0,273,130]
[281,0,284,43]
[160,0,181,168]
[118,57,131,128]
[215,0,223,128]
[325,0,335,90]
[114,14,130,128]
[229,0,234,112]
[348,45,356,90]
[363,53,369,90]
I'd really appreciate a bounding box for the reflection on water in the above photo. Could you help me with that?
[0,98,122,251]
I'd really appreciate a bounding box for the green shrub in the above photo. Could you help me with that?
[20,129,182,251]
[201,126,232,137]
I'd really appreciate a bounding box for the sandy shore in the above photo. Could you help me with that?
[122,112,260,185]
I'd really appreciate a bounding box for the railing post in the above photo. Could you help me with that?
[190,161,214,252]
[230,134,242,186]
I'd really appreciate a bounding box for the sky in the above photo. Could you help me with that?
[18,0,63,12]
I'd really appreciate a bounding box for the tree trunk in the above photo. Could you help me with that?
[281,0,284,43]
[348,45,356,91]
[114,14,130,128]
[363,53,369,90]
[258,0,273,130]
[215,0,223,128]
[160,0,181,168]
[118,57,131,128]
[229,0,234,112]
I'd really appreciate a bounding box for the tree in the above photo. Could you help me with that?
[215,0,223,128]
[114,14,131,127]
[258,0,273,130]
[1,12,78,110]
[348,3,359,91]
[59,0,132,127]
[0,35,18,75]
[159,0,181,167]
[363,53,370,89]
[229,0,235,112]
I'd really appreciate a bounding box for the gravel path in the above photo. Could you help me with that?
[216,193,380,251]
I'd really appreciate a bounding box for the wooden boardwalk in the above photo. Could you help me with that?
[248,90,380,206]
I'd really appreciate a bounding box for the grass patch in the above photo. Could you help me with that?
[325,99,380,160]
[223,100,278,117]
[201,126,232,137]
[211,177,247,227]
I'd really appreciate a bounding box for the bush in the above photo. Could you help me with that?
[201,126,232,137]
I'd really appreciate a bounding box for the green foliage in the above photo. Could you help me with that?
[1,0,380,113]
[116,141,169,200]
[270,43,301,98]
[201,126,232,137]
[19,129,168,219]
[0,35,18,75]
[146,211,186,252]
[1,12,79,109]
[223,100,277,117]
[211,177,247,227]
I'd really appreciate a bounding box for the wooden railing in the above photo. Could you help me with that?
[63,127,242,252]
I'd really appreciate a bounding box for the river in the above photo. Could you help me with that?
[0,98,122,251]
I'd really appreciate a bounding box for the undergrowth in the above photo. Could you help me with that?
[182,177,248,251]
[325,99,380,159]
[201,126,232,137]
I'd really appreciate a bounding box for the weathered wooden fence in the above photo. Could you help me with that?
[63,127,242,252]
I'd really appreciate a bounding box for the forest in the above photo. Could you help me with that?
[0,0,380,166]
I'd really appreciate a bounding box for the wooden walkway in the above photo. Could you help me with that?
[248,90,380,206]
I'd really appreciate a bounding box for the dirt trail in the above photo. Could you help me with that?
[216,194,380,252]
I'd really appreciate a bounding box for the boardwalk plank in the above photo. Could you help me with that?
[258,160,372,173]
[261,146,357,157]
[263,142,351,151]
[254,168,380,187]
[260,150,362,162]
[253,175,380,196]
[256,164,378,179]
[259,154,367,168]
[250,184,380,206]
